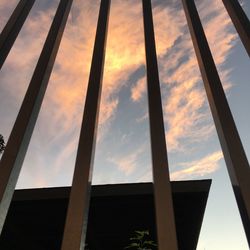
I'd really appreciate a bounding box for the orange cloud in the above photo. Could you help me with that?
[0,0,240,187]
[156,0,237,152]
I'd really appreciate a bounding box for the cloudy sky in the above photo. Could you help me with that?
[0,0,249,249]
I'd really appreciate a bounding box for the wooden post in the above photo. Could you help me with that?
[142,0,179,249]
[60,1,110,249]
[182,0,250,246]
[0,0,73,235]
[0,0,35,69]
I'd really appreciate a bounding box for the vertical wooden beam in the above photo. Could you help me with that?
[182,0,250,246]
[0,0,73,235]
[60,1,110,250]
[222,0,250,57]
[142,0,178,249]
[0,0,35,70]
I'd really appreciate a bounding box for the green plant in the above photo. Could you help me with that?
[125,230,157,250]
[0,134,5,154]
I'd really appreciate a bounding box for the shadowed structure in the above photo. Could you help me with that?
[0,180,211,250]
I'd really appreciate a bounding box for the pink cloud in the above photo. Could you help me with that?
[171,150,223,180]
[0,0,18,32]
[156,0,238,152]
[0,0,241,187]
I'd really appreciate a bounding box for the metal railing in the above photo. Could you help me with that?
[0,0,249,249]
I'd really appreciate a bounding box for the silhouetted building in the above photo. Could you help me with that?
[0,180,211,250]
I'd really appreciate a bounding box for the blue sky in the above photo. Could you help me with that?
[0,0,249,249]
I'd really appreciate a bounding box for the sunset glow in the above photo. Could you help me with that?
[0,0,249,249]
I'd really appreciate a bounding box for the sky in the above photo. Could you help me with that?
[0,0,249,249]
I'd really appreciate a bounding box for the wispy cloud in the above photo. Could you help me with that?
[108,147,144,176]
[171,150,223,180]
[131,150,223,182]
[0,0,18,32]
[131,76,146,102]
[156,0,237,152]
[0,0,241,187]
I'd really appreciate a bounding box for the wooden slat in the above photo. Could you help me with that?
[142,0,179,249]
[60,1,111,249]
[182,0,250,246]
[0,0,73,235]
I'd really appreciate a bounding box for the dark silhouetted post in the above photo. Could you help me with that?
[142,0,178,249]
[0,0,73,235]
[222,0,250,57]
[60,1,110,249]
[0,0,35,69]
[182,0,250,246]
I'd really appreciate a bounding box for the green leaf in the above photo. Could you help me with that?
[144,240,157,246]
[125,229,157,250]
[135,231,144,236]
